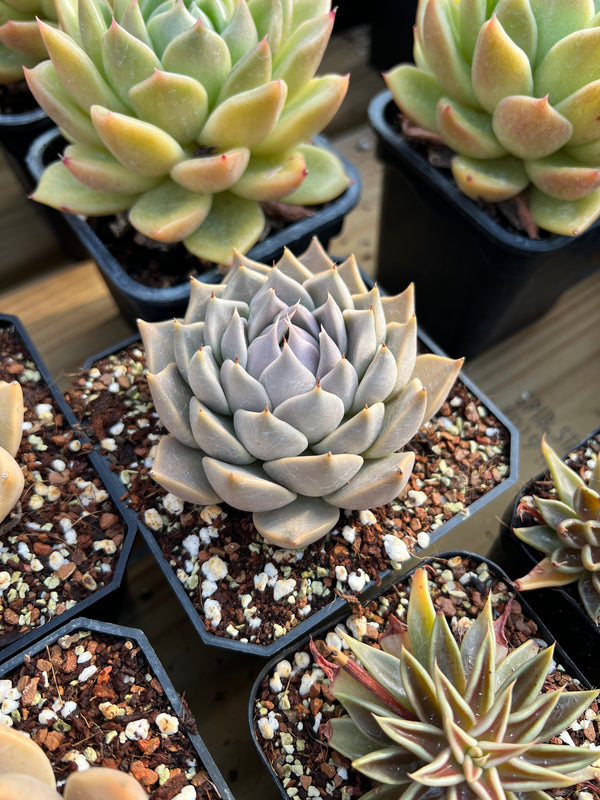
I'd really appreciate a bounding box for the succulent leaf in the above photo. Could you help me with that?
[272,10,333,97]
[0,381,24,526]
[102,23,162,109]
[529,184,600,235]
[231,150,306,200]
[140,242,460,546]
[436,97,506,159]
[452,153,529,202]
[279,142,350,204]
[492,96,573,160]
[384,64,443,135]
[128,179,212,241]
[63,144,163,193]
[534,26,600,104]
[324,566,599,800]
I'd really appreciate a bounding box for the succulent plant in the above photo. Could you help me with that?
[138,238,463,548]
[0,380,24,525]
[385,0,600,236]
[0,0,56,85]
[513,434,600,623]
[314,566,599,800]
[25,0,351,265]
[0,725,147,800]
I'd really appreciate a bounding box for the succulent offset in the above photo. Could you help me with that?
[386,0,600,236]
[0,724,148,800]
[0,380,24,525]
[315,566,599,800]
[139,239,462,548]
[0,0,56,84]
[513,434,600,623]
[25,0,350,265]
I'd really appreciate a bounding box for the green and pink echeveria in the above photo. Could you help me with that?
[25,0,350,265]
[514,434,600,624]
[386,0,600,236]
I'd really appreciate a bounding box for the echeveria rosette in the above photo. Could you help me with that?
[0,380,24,525]
[24,0,350,265]
[138,239,463,548]
[386,0,600,236]
[0,725,148,800]
[0,0,56,84]
[316,567,599,800]
[514,435,600,623]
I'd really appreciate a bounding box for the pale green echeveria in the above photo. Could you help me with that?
[138,239,463,549]
[385,0,600,236]
[0,0,56,83]
[0,725,149,800]
[514,434,600,623]
[0,380,24,526]
[25,0,350,265]
[318,566,599,800]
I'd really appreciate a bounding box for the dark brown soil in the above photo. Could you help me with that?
[0,626,222,799]
[65,342,513,650]
[252,554,600,800]
[0,321,130,647]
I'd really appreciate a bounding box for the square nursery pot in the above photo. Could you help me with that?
[0,615,234,800]
[498,427,600,686]
[368,90,600,359]
[0,313,137,664]
[248,550,599,800]
[369,0,417,72]
[25,128,362,326]
[63,326,518,659]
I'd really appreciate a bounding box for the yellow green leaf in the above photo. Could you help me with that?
[526,153,600,200]
[63,143,163,193]
[273,10,334,97]
[451,153,528,202]
[535,26,600,104]
[129,179,212,242]
[102,21,161,108]
[129,70,208,144]
[492,95,572,159]
[231,149,306,200]
[279,143,349,204]
[384,64,444,134]
[436,96,505,158]
[216,37,272,104]
[171,147,250,193]
[221,0,258,64]
[529,184,600,235]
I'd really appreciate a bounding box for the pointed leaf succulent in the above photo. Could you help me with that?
[0,379,24,526]
[385,0,600,236]
[138,239,463,549]
[319,566,599,800]
[25,0,350,265]
[513,434,600,624]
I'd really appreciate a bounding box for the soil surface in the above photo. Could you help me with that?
[66,342,512,651]
[252,554,600,800]
[0,626,222,799]
[0,321,130,647]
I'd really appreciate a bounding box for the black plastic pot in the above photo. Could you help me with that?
[0,313,137,664]
[368,90,600,359]
[0,106,50,179]
[248,550,594,800]
[369,0,417,72]
[498,427,600,686]
[80,325,518,659]
[26,128,362,326]
[0,615,235,800]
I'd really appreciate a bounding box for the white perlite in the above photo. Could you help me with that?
[383,534,410,563]
[273,578,296,601]
[202,556,228,582]
[155,713,179,736]
[347,570,368,592]
[125,719,150,740]
[143,508,163,531]
[205,598,222,627]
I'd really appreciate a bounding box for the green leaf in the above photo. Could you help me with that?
[39,20,128,114]
[472,15,533,114]
[351,745,420,786]
[327,717,382,761]
[460,594,494,682]
[221,0,257,64]
[291,0,330,28]
[272,10,333,97]
[252,73,348,156]
[399,649,442,729]
[502,686,562,743]
[555,79,600,145]
[199,79,286,149]
[102,21,161,108]
[498,643,556,708]
[492,96,572,160]
[79,0,111,72]
[579,573,600,621]
[248,0,284,56]
[25,60,102,145]
[279,143,348,204]
[534,26,600,105]
[525,742,599,774]
[496,0,538,63]
[384,64,443,135]
[420,0,479,109]
[514,555,582,590]
[436,96,505,159]
[129,69,208,144]
[63,143,163,193]
[119,0,153,48]
[537,687,599,739]
[463,628,495,716]
[31,159,141,214]
[184,190,264,264]
[529,0,595,64]
[530,181,600,234]
[535,497,578,527]
[324,668,396,744]
[374,716,446,762]
[171,147,250,193]
[0,20,48,62]
[457,0,487,61]
[216,37,272,104]
[340,633,410,707]
[429,614,465,692]
[146,0,195,57]
[129,179,213,242]
[541,435,585,505]
[162,20,231,107]
[231,149,306,200]
[91,105,185,176]
[451,154,529,203]
[406,567,436,669]
[513,524,562,555]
